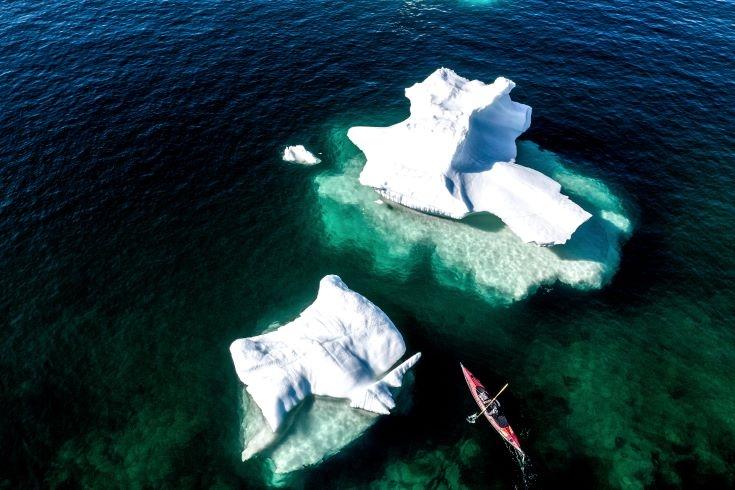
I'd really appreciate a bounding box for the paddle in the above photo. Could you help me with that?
[466,383,509,424]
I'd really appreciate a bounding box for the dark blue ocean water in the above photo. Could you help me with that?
[1,0,734,487]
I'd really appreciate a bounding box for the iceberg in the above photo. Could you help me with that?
[316,126,632,304]
[230,275,421,478]
[347,68,591,246]
[282,144,321,165]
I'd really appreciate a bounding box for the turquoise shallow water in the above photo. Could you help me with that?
[1,0,734,488]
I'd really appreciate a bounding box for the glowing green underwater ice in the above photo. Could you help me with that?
[240,390,378,486]
[239,375,414,487]
[315,128,632,304]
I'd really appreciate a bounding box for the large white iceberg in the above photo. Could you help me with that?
[229,275,420,475]
[347,68,591,246]
[316,127,632,304]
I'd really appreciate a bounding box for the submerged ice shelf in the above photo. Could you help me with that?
[348,68,591,246]
[230,275,420,480]
[316,130,631,304]
[237,382,416,486]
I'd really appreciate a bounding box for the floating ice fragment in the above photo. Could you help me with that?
[282,144,321,165]
[348,68,591,245]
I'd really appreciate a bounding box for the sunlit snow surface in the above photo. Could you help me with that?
[316,131,631,304]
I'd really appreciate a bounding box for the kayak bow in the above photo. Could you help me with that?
[461,363,523,455]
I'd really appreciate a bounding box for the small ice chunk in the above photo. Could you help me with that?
[282,145,321,165]
[347,68,591,245]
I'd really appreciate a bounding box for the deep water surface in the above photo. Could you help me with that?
[1,0,734,487]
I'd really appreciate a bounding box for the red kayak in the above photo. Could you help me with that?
[461,363,523,455]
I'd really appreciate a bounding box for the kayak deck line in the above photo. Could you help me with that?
[460,363,523,455]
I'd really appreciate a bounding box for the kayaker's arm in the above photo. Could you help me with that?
[467,383,508,423]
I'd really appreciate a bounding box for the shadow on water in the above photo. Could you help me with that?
[550,217,612,263]
[461,212,505,233]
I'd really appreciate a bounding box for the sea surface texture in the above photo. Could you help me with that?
[1,0,734,488]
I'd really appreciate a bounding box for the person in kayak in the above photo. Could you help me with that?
[486,400,499,417]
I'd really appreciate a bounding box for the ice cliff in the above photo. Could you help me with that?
[347,68,591,246]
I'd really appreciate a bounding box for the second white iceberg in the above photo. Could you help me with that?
[229,275,420,476]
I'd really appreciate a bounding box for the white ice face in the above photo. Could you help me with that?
[230,275,421,476]
[282,144,321,165]
[347,68,591,246]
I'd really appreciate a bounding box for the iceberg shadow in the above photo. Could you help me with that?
[460,212,505,233]
[549,217,613,264]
